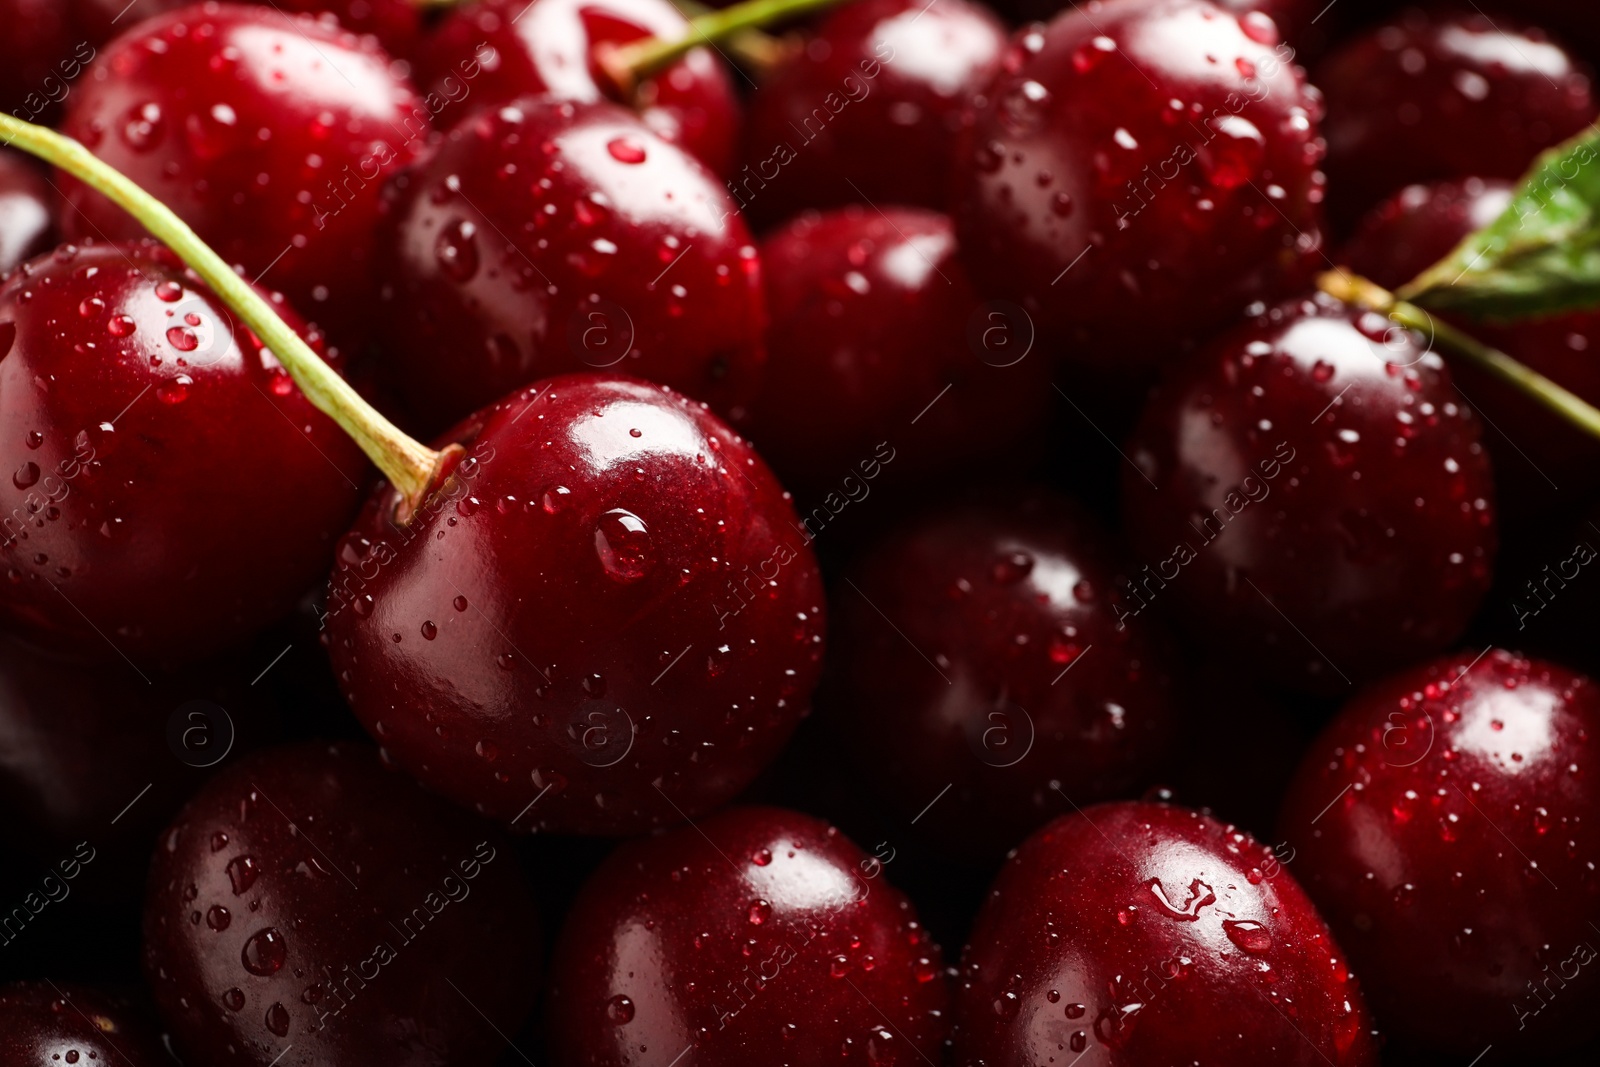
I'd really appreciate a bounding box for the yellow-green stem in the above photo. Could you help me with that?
[1317,270,1600,442]
[0,113,451,516]
[602,0,847,94]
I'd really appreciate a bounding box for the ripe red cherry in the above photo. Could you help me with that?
[953,0,1326,398]
[0,153,55,276]
[545,805,950,1064]
[414,0,739,176]
[1316,10,1597,228]
[1342,177,1600,519]
[56,2,426,344]
[144,742,541,1067]
[737,0,1006,228]
[749,206,1051,495]
[1279,650,1600,1058]
[953,801,1380,1065]
[0,982,167,1065]
[322,374,825,836]
[375,97,764,435]
[0,0,78,124]
[1121,292,1497,694]
[0,240,365,667]
[827,491,1181,858]
[70,0,423,57]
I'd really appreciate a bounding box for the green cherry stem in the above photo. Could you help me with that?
[1317,270,1600,443]
[0,112,453,518]
[600,0,848,94]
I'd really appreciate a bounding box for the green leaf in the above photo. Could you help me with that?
[1397,127,1600,321]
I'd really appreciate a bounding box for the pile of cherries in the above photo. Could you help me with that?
[1,0,1598,1064]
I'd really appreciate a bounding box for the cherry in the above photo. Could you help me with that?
[55,2,426,345]
[0,0,79,125]
[749,205,1051,495]
[952,0,1326,400]
[144,741,540,1066]
[737,0,1006,228]
[952,800,1380,1064]
[0,982,167,1065]
[1342,177,1600,520]
[0,240,365,667]
[544,805,950,1063]
[0,153,55,276]
[374,97,765,435]
[414,0,740,176]
[1120,291,1497,694]
[1278,650,1600,1058]
[322,374,826,836]
[1315,9,1597,229]
[826,490,1180,858]
[71,0,423,58]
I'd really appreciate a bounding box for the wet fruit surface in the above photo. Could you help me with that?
[415,0,740,175]
[323,374,825,835]
[56,3,425,342]
[376,98,765,434]
[749,205,1051,494]
[143,742,540,1067]
[953,800,1380,1065]
[0,982,168,1065]
[545,805,950,1065]
[829,491,1180,857]
[738,0,1007,227]
[69,0,424,58]
[0,241,365,667]
[1316,9,1597,228]
[1279,650,1600,1058]
[0,152,56,276]
[1121,292,1497,693]
[952,0,1326,396]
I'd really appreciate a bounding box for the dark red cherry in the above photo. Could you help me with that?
[1342,177,1600,518]
[0,240,365,667]
[0,153,55,276]
[953,801,1380,1065]
[545,805,949,1064]
[1279,650,1600,1059]
[0,982,167,1065]
[144,742,540,1067]
[827,491,1181,858]
[375,97,764,435]
[1120,292,1497,694]
[70,0,423,57]
[415,0,740,176]
[1316,10,1597,229]
[737,0,1006,228]
[322,374,825,836]
[749,206,1051,495]
[953,0,1326,398]
[56,2,426,344]
[0,0,80,124]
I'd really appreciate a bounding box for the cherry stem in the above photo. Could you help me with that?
[600,0,846,94]
[671,0,791,73]
[1317,270,1600,443]
[0,113,452,519]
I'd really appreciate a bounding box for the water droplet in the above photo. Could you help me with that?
[108,313,137,338]
[222,988,245,1012]
[227,855,259,896]
[1145,877,1216,921]
[207,905,231,931]
[594,508,653,583]
[607,137,647,164]
[435,219,480,283]
[453,594,469,612]
[606,994,636,1023]
[155,280,183,302]
[166,325,199,352]
[990,551,1034,585]
[1197,115,1266,190]
[831,955,852,978]
[265,1001,290,1037]
[748,899,772,925]
[752,848,772,867]
[1223,919,1273,954]
[78,297,105,319]
[421,620,438,640]
[157,375,193,404]
[12,462,39,490]
[542,486,572,513]
[122,102,164,150]
[242,927,287,976]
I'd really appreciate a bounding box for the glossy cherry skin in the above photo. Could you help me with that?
[322,374,826,836]
[143,742,540,1067]
[71,0,422,58]
[827,491,1180,858]
[749,206,1051,496]
[57,3,426,344]
[1315,10,1597,229]
[0,153,55,277]
[1342,177,1600,519]
[375,97,765,435]
[0,241,365,668]
[1121,292,1497,695]
[952,801,1379,1065]
[737,0,1006,228]
[1279,650,1600,1058]
[414,0,739,176]
[545,805,949,1065]
[0,982,167,1066]
[953,0,1326,397]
